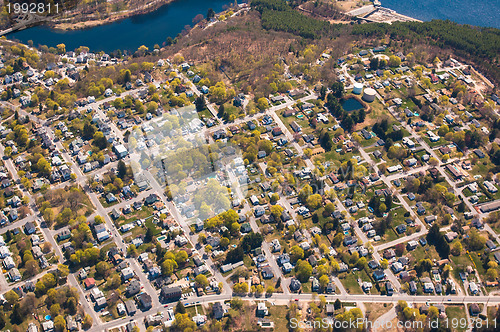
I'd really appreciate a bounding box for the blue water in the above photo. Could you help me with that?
[341,98,364,112]
[7,0,234,52]
[381,0,499,28]
[6,0,498,54]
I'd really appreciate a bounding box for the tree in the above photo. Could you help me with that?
[195,96,206,112]
[220,237,230,247]
[37,156,52,177]
[324,202,335,215]
[56,43,66,54]
[395,243,405,256]
[54,315,66,332]
[123,69,131,83]
[270,193,279,204]
[450,241,462,256]
[438,124,449,137]
[83,123,95,140]
[331,82,344,99]
[319,131,333,151]
[93,131,107,149]
[257,97,269,111]
[357,109,366,123]
[270,205,284,219]
[233,282,248,294]
[24,260,39,277]
[334,299,342,310]
[295,259,312,282]
[306,194,322,210]
[41,273,56,289]
[127,244,138,257]
[207,8,215,20]
[35,280,46,296]
[319,275,329,290]
[96,261,110,278]
[198,233,206,244]
[467,229,486,251]
[50,303,61,317]
[290,245,304,262]
[299,184,313,202]
[388,55,401,67]
[5,289,19,305]
[173,250,188,265]
[379,203,387,214]
[195,274,209,288]
[266,286,274,296]
[117,160,127,179]
[175,301,186,314]
[429,157,439,166]
[82,314,93,329]
[192,13,204,24]
[11,303,23,324]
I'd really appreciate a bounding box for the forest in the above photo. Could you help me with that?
[251,0,337,39]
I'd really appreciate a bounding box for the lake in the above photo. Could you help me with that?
[7,0,234,52]
[341,98,364,112]
[382,0,499,28]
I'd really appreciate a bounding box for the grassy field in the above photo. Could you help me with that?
[445,305,467,332]
[340,272,363,294]
[268,305,290,331]
[365,303,393,322]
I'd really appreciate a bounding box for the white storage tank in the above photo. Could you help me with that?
[362,88,376,102]
[353,83,363,95]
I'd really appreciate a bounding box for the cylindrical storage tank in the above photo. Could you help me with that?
[353,83,363,95]
[362,88,376,102]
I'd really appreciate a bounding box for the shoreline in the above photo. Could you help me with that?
[47,0,177,32]
[346,4,422,24]
[17,0,422,34]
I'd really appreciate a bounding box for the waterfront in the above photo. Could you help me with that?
[7,0,234,52]
[5,0,498,53]
[382,0,499,28]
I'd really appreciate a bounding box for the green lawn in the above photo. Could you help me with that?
[445,305,467,332]
[268,305,289,331]
[340,272,363,294]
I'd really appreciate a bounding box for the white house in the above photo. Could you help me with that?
[3,256,15,269]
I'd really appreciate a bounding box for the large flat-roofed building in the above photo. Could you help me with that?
[113,144,128,158]
[160,286,182,302]
[480,200,500,213]
[446,164,463,179]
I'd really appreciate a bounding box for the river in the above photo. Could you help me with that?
[7,0,235,53]
[381,0,499,29]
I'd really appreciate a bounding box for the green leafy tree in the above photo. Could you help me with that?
[295,259,313,282]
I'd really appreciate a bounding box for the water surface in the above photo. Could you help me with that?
[382,0,499,28]
[342,98,364,112]
[7,0,234,52]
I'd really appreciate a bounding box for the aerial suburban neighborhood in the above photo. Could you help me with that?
[0,0,498,331]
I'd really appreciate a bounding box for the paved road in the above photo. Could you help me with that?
[93,289,500,332]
